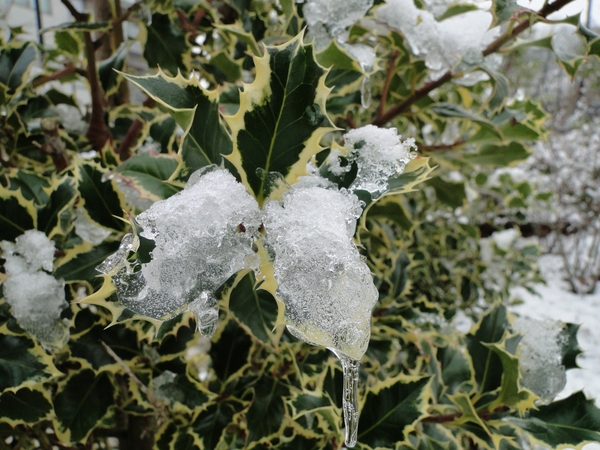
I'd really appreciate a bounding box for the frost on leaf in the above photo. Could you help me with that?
[376,0,496,74]
[1,230,69,348]
[96,166,260,336]
[342,125,417,198]
[263,179,378,361]
[513,317,567,402]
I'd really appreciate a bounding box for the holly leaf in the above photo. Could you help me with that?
[122,70,233,177]
[0,333,57,391]
[509,391,600,449]
[224,34,335,205]
[357,375,431,447]
[53,369,116,443]
[0,386,52,425]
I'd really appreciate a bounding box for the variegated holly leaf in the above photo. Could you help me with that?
[53,368,116,444]
[122,69,233,178]
[224,33,336,205]
[0,41,38,105]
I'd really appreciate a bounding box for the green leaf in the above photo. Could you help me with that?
[492,0,518,24]
[464,142,530,166]
[37,176,77,236]
[123,71,233,175]
[429,103,502,140]
[208,319,253,382]
[54,369,115,443]
[209,51,243,83]
[357,376,431,447]
[0,387,52,424]
[77,163,126,231]
[482,67,509,114]
[560,323,582,370]
[192,398,245,449]
[509,392,600,448]
[438,4,480,21]
[99,42,128,96]
[0,189,36,241]
[246,376,291,442]
[438,343,473,393]
[225,34,335,204]
[0,42,38,99]
[41,21,110,33]
[54,30,80,55]
[69,324,141,370]
[141,13,189,76]
[427,176,466,209]
[217,24,261,56]
[0,334,56,391]
[228,271,280,346]
[113,153,181,204]
[466,302,509,394]
[7,170,51,205]
[486,335,536,413]
[54,242,120,282]
[366,197,413,232]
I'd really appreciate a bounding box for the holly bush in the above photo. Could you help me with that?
[1,0,600,449]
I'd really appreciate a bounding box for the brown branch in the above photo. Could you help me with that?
[419,140,466,151]
[422,405,510,424]
[371,0,576,127]
[60,0,84,21]
[39,118,70,172]
[377,50,400,119]
[32,64,77,88]
[116,97,156,160]
[372,71,452,126]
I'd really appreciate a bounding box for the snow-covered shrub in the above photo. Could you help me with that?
[1,1,599,449]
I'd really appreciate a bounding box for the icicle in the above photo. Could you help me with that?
[360,75,372,109]
[189,291,219,337]
[339,354,360,448]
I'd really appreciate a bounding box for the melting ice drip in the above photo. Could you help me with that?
[263,179,379,446]
[97,125,416,447]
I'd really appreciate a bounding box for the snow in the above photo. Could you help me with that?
[1,230,68,347]
[262,181,378,361]
[511,253,600,450]
[343,125,417,198]
[375,0,498,75]
[97,165,261,334]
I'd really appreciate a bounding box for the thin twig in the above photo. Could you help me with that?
[377,50,399,119]
[60,0,84,21]
[116,96,155,160]
[32,65,78,88]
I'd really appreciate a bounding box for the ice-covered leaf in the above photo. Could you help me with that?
[357,375,431,447]
[225,34,335,204]
[53,369,115,444]
[263,183,378,361]
[0,333,58,391]
[509,391,600,448]
[228,271,282,346]
[0,387,52,425]
[123,70,233,176]
[96,167,260,331]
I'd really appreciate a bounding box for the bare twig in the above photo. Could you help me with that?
[116,97,156,160]
[377,50,400,119]
[32,64,78,88]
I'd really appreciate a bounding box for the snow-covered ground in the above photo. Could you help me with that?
[511,254,600,450]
